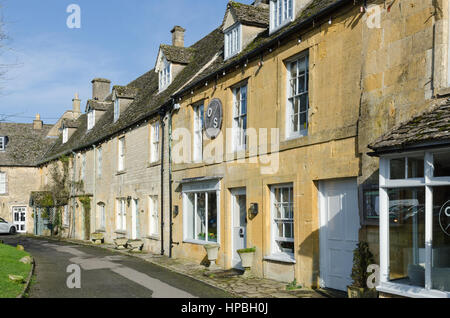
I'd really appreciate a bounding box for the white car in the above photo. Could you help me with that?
[0,217,17,234]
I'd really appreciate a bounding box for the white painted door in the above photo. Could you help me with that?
[13,207,26,233]
[231,189,247,268]
[131,199,138,240]
[319,179,360,291]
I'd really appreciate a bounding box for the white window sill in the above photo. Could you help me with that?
[269,19,294,35]
[263,253,296,264]
[115,230,127,235]
[377,282,450,298]
[146,235,160,241]
[183,239,219,246]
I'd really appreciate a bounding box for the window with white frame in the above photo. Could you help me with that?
[270,0,294,33]
[224,24,241,60]
[114,98,120,122]
[0,172,6,194]
[97,147,102,178]
[97,203,106,230]
[287,52,309,138]
[116,199,126,231]
[184,190,219,243]
[159,58,171,92]
[62,127,69,144]
[149,195,159,236]
[0,136,5,151]
[233,84,247,151]
[270,184,294,260]
[118,137,125,171]
[193,103,204,162]
[150,121,160,163]
[378,151,450,297]
[63,205,69,227]
[87,110,95,130]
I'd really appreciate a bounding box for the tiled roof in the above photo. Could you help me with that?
[62,118,80,129]
[0,123,54,167]
[113,85,139,99]
[86,100,112,112]
[228,1,269,28]
[160,45,196,65]
[369,100,450,153]
[39,27,224,164]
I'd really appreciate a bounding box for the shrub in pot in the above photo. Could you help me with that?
[347,242,378,298]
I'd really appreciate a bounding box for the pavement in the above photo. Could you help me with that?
[0,234,346,298]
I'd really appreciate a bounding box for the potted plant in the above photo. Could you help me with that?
[204,243,220,270]
[347,242,378,298]
[237,247,256,269]
[198,233,206,240]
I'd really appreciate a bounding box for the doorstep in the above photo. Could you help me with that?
[31,235,335,298]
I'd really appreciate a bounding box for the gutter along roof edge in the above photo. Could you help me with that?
[172,0,353,100]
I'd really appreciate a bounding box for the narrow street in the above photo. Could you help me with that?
[0,235,231,298]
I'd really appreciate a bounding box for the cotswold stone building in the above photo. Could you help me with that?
[0,116,56,234]
[3,0,449,297]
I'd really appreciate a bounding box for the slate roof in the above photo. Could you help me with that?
[86,100,112,112]
[62,118,80,129]
[369,100,450,153]
[0,123,54,167]
[227,1,270,28]
[38,0,351,165]
[160,45,196,65]
[39,27,224,164]
[113,86,139,99]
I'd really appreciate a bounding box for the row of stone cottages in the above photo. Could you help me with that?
[0,0,449,297]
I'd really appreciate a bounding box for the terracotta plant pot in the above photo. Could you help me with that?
[347,285,378,298]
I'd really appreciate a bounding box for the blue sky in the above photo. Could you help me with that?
[0,0,253,124]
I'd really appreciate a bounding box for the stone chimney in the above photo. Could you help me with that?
[171,26,185,47]
[72,93,81,118]
[33,114,43,130]
[91,78,111,101]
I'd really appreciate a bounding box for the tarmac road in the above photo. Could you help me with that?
[0,235,231,298]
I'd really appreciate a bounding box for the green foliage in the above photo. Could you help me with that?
[0,244,32,298]
[350,242,375,289]
[286,279,302,291]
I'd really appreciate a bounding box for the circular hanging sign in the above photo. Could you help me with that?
[439,200,450,237]
[204,98,223,139]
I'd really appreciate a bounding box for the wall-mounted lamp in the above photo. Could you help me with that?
[173,205,179,218]
[248,203,259,219]
[126,196,132,207]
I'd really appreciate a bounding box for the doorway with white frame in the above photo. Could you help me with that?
[231,188,247,269]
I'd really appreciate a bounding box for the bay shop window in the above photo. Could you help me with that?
[378,151,450,297]
[182,179,220,244]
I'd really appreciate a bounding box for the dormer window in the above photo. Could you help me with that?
[114,98,120,122]
[0,136,5,151]
[224,24,242,60]
[270,0,294,33]
[159,58,172,92]
[62,127,69,144]
[87,110,95,130]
